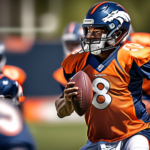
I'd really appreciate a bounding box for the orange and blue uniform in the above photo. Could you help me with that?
[128,33,150,113]
[2,65,26,87]
[2,65,26,102]
[62,43,150,143]
[0,100,36,150]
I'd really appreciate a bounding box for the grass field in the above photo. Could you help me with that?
[27,122,88,150]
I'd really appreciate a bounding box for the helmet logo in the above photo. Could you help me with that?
[102,10,131,25]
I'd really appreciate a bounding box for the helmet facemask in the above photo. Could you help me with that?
[80,26,116,55]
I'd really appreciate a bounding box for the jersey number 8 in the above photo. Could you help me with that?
[92,77,112,109]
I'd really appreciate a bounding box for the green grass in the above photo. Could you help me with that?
[27,122,88,150]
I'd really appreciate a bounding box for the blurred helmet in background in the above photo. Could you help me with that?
[62,22,83,58]
[0,43,6,71]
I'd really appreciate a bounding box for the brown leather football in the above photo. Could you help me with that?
[71,71,93,116]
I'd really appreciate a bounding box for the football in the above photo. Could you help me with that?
[71,71,93,116]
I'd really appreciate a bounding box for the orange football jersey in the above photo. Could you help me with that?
[62,43,150,142]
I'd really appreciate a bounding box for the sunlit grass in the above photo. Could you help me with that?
[27,122,87,150]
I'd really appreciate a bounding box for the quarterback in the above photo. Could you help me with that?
[55,1,150,150]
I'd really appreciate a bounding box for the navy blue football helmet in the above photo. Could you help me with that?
[81,1,131,55]
[62,22,83,58]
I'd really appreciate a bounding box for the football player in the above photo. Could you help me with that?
[0,42,26,108]
[55,1,150,150]
[53,22,83,90]
[0,98,36,150]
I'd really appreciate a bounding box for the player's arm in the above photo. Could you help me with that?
[55,82,78,118]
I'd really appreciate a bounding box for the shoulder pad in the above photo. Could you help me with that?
[130,32,150,47]
[62,49,90,74]
[53,67,67,86]
[119,43,150,67]
[2,65,26,85]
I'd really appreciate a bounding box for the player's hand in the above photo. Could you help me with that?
[64,82,78,116]
[55,82,78,118]
[64,82,78,102]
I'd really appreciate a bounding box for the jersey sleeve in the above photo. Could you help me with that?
[131,47,150,79]
[139,60,150,79]
[62,50,90,81]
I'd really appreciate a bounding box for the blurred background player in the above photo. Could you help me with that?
[0,42,26,109]
[0,98,36,150]
[53,22,83,90]
[0,73,24,108]
[0,45,35,149]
